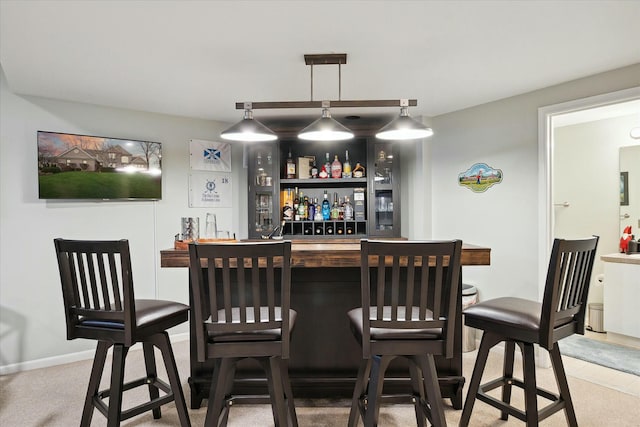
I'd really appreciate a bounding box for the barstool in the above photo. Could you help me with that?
[188,240,298,427]
[459,236,599,426]
[54,238,190,427]
[347,239,463,427]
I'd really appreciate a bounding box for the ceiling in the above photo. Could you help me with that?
[1,1,639,124]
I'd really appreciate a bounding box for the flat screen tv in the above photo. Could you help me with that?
[37,131,162,200]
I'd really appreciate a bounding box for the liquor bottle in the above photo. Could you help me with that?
[308,197,315,222]
[338,197,345,220]
[331,154,342,179]
[353,162,365,178]
[286,148,296,179]
[320,152,330,179]
[346,223,354,235]
[344,196,354,220]
[303,195,309,220]
[282,188,294,221]
[311,159,318,178]
[342,150,352,178]
[325,223,334,234]
[314,198,324,221]
[330,192,340,220]
[297,191,306,221]
[321,190,331,220]
[293,187,300,221]
[315,223,324,235]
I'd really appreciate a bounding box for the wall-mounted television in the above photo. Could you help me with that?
[37,131,162,200]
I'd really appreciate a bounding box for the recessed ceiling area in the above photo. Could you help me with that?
[1,1,639,124]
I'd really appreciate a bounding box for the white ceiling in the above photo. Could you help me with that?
[1,1,639,124]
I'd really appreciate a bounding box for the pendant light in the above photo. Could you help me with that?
[220,103,278,142]
[222,54,434,142]
[298,103,354,141]
[376,102,434,141]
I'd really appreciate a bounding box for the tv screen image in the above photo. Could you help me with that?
[37,131,162,200]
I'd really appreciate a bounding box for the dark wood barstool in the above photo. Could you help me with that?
[54,238,190,427]
[188,240,298,427]
[348,239,463,427]
[459,236,599,427]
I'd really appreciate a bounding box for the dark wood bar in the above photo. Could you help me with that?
[160,240,491,409]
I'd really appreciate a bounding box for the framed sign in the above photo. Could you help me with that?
[188,172,232,208]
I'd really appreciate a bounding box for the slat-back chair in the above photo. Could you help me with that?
[459,236,599,427]
[188,240,298,427]
[348,239,463,427]
[54,238,190,427]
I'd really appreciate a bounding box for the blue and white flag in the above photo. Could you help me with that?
[189,139,231,171]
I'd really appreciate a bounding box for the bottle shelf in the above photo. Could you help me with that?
[280,177,367,186]
[282,220,367,237]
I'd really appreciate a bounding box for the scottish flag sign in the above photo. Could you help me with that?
[189,139,231,171]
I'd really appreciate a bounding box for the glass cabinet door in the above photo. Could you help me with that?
[369,141,400,237]
[248,143,278,239]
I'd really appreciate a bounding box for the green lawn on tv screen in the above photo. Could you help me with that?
[39,171,161,199]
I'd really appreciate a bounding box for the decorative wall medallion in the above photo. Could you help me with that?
[458,162,503,193]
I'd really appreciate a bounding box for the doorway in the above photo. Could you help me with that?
[539,88,640,349]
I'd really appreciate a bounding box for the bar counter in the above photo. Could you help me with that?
[160,239,491,409]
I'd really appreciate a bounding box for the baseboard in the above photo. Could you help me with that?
[0,332,189,376]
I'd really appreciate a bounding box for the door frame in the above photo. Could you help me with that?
[537,86,640,300]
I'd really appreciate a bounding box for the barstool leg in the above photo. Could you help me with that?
[408,359,426,427]
[348,359,371,427]
[206,358,234,427]
[520,342,539,427]
[279,358,298,427]
[107,344,128,427]
[501,340,516,420]
[153,332,191,427]
[415,354,446,427]
[459,332,500,427]
[81,341,110,427]
[142,342,161,419]
[364,355,393,427]
[550,345,578,427]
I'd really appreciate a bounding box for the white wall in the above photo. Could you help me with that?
[430,63,640,303]
[554,115,639,304]
[0,67,248,370]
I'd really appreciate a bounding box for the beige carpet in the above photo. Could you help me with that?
[1,339,638,426]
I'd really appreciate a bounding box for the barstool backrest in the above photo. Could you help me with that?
[540,236,599,349]
[360,239,463,358]
[188,240,292,361]
[54,238,136,345]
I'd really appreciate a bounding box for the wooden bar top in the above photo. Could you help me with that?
[160,239,491,268]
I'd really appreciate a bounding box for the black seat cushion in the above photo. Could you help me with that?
[208,307,297,343]
[463,297,542,332]
[347,307,443,340]
[80,299,189,330]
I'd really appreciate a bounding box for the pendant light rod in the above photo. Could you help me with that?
[234,99,417,110]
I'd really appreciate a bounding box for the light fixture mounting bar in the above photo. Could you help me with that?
[304,53,347,65]
[234,99,417,110]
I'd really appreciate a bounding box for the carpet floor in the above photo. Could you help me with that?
[1,339,639,426]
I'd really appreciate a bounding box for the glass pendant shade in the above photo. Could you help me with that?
[298,108,354,141]
[220,109,277,142]
[376,107,434,140]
